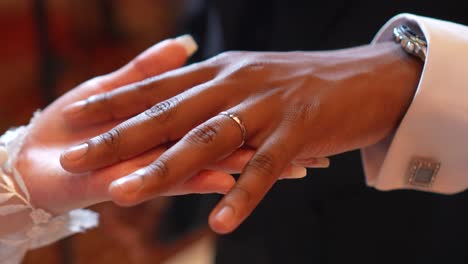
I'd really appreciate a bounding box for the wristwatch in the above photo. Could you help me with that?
[393,24,427,61]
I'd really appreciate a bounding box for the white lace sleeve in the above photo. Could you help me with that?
[0,112,98,264]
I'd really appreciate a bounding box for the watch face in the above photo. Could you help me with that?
[401,25,427,42]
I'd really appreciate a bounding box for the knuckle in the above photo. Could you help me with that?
[298,102,320,121]
[223,59,266,80]
[283,101,320,124]
[82,89,123,122]
[138,75,163,93]
[218,50,236,57]
[99,92,112,107]
[209,51,247,69]
[123,78,162,110]
[240,59,266,73]
[146,159,170,180]
[82,76,105,92]
[248,152,277,176]
[131,57,152,79]
[87,92,107,105]
[186,122,222,145]
[98,128,121,152]
[210,51,241,62]
[144,97,180,124]
[88,92,112,110]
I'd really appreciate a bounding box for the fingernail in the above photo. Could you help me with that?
[174,34,198,57]
[62,143,88,161]
[63,100,87,117]
[314,157,331,168]
[214,205,235,227]
[289,166,307,179]
[112,169,145,194]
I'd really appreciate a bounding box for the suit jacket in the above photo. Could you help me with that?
[171,1,468,263]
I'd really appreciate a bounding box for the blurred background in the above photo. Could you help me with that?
[3,1,468,264]
[0,0,212,263]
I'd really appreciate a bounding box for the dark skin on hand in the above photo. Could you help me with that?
[60,42,422,234]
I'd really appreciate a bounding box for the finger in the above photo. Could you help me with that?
[208,148,308,178]
[209,148,330,178]
[60,80,230,173]
[208,130,301,234]
[64,62,214,128]
[107,113,251,206]
[63,35,198,126]
[65,147,165,207]
[279,166,308,179]
[292,156,331,168]
[82,148,236,204]
[168,170,236,196]
[208,148,255,173]
[108,35,198,89]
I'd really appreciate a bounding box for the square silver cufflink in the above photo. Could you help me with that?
[407,157,440,188]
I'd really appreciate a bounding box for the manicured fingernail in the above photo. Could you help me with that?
[62,143,88,161]
[214,205,235,227]
[63,100,87,117]
[174,34,198,57]
[314,157,330,168]
[112,170,145,194]
[289,166,307,179]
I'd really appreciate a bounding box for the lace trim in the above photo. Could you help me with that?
[0,112,39,222]
[0,111,98,263]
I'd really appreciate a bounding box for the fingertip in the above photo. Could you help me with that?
[60,144,90,173]
[209,205,237,234]
[285,166,307,179]
[108,180,143,207]
[59,155,72,172]
[174,34,198,57]
[318,157,331,168]
[136,35,196,69]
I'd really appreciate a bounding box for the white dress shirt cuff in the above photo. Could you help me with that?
[362,13,468,194]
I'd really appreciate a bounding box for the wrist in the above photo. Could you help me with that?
[1,124,99,252]
[310,42,424,150]
[377,41,423,126]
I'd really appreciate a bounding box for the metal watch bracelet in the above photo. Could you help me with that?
[393,24,427,61]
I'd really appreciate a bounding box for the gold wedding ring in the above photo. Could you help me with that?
[219,111,247,147]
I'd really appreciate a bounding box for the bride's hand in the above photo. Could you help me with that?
[15,36,237,215]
